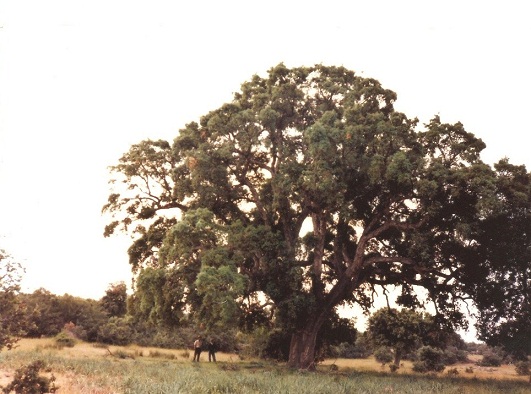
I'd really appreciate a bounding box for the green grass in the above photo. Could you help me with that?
[1,341,530,394]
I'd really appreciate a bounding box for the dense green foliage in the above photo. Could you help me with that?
[100,282,128,318]
[19,289,107,341]
[0,249,26,351]
[464,160,530,360]
[102,63,530,369]
[412,346,446,373]
[366,308,468,368]
[367,308,437,366]
[373,347,394,365]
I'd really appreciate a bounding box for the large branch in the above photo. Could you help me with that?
[366,215,428,241]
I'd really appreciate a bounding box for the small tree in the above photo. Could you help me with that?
[367,308,435,366]
[100,282,128,317]
[0,249,26,351]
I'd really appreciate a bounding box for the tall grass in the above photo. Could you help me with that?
[1,340,529,394]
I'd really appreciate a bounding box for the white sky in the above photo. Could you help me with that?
[1,1,529,340]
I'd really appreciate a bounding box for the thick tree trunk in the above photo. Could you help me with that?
[287,325,321,370]
[287,275,358,370]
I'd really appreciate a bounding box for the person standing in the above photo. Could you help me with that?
[207,338,217,362]
[193,336,202,362]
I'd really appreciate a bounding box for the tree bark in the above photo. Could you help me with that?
[287,284,347,369]
[287,271,359,369]
[287,325,320,370]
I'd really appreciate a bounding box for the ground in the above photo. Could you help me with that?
[1,338,529,392]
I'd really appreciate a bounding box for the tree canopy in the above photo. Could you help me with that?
[103,64,530,369]
[367,308,436,366]
[463,159,530,359]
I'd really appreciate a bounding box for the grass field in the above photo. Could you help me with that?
[1,338,529,393]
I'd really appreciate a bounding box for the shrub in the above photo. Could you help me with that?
[477,350,502,367]
[388,364,399,372]
[258,328,291,361]
[54,331,76,348]
[97,317,133,346]
[330,341,372,359]
[447,367,459,376]
[443,346,469,364]
[143,328,185,349]
[1,360,57,394]
[412,346,445,373]
[63,322,88,341]
[373,347,394,365]
[515,361,530,376]
[352,333,373,358]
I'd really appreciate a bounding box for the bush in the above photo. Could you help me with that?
[62,322,88,341]
[388,364,399,372]
[264,329,291,361]
[330,341,372,359]
[97,317,133,346]
[330,342,352,358]
[352,334,373,358]
[128,323,238,352]
[412,346,445,373]
[477,350,503,367]
[447,367,459,376]
[1,360,57,394]
[54,331,76,348]
[373,347,394,365]
[443,346,469,365]
[515,361,530,376]
[141,327,186,349]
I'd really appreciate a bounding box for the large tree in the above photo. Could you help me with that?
[464,159,530,360]
[103,64,518,369]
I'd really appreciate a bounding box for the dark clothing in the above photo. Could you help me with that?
[193,347,202,362]
[207,341,217,362]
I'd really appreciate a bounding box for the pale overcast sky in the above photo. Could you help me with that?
[0,1,529,340]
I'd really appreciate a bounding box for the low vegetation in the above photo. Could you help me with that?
[1,339,529,394]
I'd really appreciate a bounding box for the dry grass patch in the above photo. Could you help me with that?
[2,339,530,393]
[320,355,529,383]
